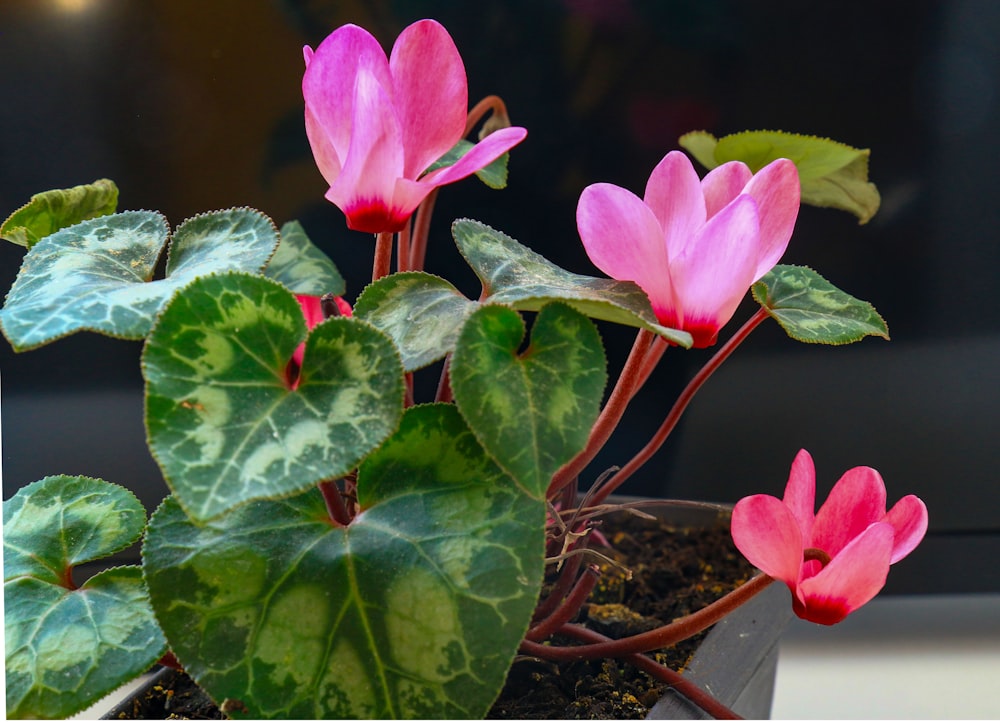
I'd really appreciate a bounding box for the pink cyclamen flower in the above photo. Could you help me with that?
[731,449,928,625]
[576,150,800,347]
[288,294,352,389]
[302,19,528,234]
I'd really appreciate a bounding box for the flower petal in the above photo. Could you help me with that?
[811,465,888,558]
[389,19,468,179]
[742,158,800,280]
[782,449,817,536]
[643,151,706,261]
[884,494,929,563]
[302,25,392,176]
[797,522,893,625]
[420,126,528,187]
[324,67,407,233]
[731,494,804,591]
[576,182,678,324]
[701,161,752,219]
[668,194,759,346]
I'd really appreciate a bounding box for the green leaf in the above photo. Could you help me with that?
[0,208,280,351]
[451,303,606,497]
[679,130,881,223]
[264,220,346,296]
[353,272,478,371]
[143,272,404,521]
[4,476,165,719]
[452,219,692,347]
[752,264,889,344]
[1,178,119,248]
[425,139,511,189]
[144,404,544,719]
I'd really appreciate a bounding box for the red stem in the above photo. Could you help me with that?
[531,550,585,622]
[591,308,770,506]
[523,627,742,719]
[407,189,439,273]
[526,564,600,641]
[372,231,393,282]
[396,219,412,273]
[547,329,658,498]
[319,480,351,526]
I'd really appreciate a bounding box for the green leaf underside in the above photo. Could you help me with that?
[453,219,692,347]
[144,404,544,719]
[4,476,165,719]
[143,272,404,521]
[451,303,607,497]
[752,264,889,344]
[425,139,510,189]
[678,130,881,224]
[264,221,346,296]
[0,208,280,352]
[354,272,477,371]
[1,178,119,248]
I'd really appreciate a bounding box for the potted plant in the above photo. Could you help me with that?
[2,18,927,720]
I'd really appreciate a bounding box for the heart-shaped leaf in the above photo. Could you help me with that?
[679,130,881,224]
[1,178,119,248]
[353,272,477,371]
[453,219,692,347]
[144,404,544,719]
[752,264,889,344]
[0,208,279,351]
[264,220,346,296]
[143,271,404,521]
[4,475,165,720]
[451,303,606,497]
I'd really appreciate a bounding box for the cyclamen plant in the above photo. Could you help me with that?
[2,18,927,721]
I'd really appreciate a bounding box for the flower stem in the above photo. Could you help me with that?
[522,627,742,719]
[465,94,510,136]
[372,231,394,282]
[408,188,439,272]
[548,329,658,498]
[555,572,773,657]
[319,480,351,526]
[591,308,770,505]
[525,564,599,641]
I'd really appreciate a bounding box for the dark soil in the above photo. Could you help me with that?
[103,513,752,720]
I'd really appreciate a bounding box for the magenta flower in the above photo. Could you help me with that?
[576,150,800,347]
[731,449,928,625]
[302,20,528,234]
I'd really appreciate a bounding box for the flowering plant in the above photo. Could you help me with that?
[1,18,926,720]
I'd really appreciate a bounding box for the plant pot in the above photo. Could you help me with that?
[100,500,790,720]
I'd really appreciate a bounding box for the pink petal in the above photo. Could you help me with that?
[782,449,817,537]
[742,158,800,280]
[324,68,407,233]
[420,126,528,186]
[304,104,342,188]
[811,465,888,558]
[576,183,678,324]
[701,161,752,219]
[797,522,893,625]
[302,25,392,176]
[731,494,804,591]
[668,194,759,347]
[884,494,929,563]
[389,19,468,179]
[295,294,326,330]
[643,151,707,261]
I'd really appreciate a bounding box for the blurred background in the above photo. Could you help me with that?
[2,0,998,594]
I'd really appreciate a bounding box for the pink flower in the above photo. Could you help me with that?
[731,449,928,625]
[302,20,528,234]
[576,151,800,347]
[287,294,352,389]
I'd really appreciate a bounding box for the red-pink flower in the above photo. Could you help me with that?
[287,294,352,389]
[576,151,800,347]
[302,19,527,234]
[731,449,928,625]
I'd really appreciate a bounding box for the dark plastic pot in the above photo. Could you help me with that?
[103,500,790,720]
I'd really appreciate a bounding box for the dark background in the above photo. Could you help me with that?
[2,0,998,594]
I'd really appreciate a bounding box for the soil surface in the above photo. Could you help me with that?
[103,512,753,720]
